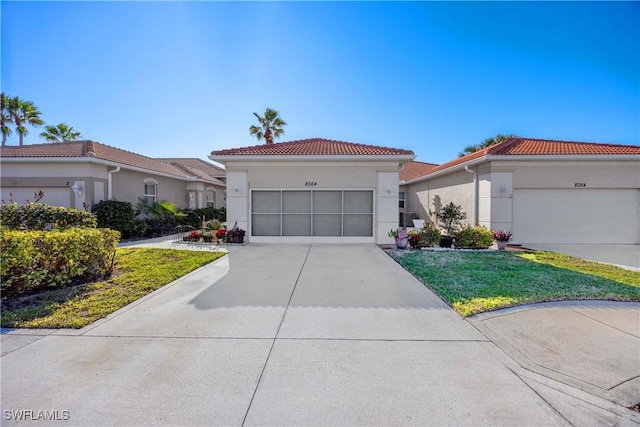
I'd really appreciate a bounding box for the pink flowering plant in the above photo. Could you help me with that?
[388,227,409,239]
[492,230,512,242]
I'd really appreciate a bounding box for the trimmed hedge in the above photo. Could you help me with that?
[455,226,494,249]
[93,200,147,238]
[0,228,120,295]
[177,207,226,228]
[1,203,97,230]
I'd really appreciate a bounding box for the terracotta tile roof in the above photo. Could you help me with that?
[426,138,640,176]
[158,158,226,178]
[400,161,439,182]
[493,138,640,155]
[210,138,414,157]
[0,141,216,181]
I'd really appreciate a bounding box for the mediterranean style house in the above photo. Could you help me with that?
[209,137,640,245]
[0,141,226,211]
[2,137,638,245]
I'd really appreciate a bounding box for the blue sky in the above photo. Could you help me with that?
[2,1,638,164]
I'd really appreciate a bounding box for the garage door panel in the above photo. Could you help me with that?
[283,214,311,236]
[344,214,373,237]
[252,214,281,236]
[513,189,640,244]
[0,188,71,208]
[313,214,342,236]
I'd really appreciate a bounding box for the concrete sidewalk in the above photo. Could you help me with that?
[2,241,639,426]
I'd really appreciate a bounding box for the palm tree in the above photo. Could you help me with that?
[249,108,287,145]
[40,123,82,142]
[10,97,44,146]
[458,134,517,157]
[1,93,12,146]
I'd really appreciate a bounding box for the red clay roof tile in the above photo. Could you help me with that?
[0,141,217,181]
[209,138,414,157]
[400,161,439,182]
[425,138,640,176]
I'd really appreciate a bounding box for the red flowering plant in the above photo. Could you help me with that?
[215,228,227,239]
[184,230,202,242]
[492,230,512,242]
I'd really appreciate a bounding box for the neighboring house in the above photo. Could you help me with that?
[0,141,226,211]
[401,138,640,245]
[157,158,227,208]
[209,138,415,244]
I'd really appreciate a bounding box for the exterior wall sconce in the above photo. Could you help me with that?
[234,187,239,193]
[71,183,82,196]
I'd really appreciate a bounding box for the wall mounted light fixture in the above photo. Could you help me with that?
[71,183,82,197]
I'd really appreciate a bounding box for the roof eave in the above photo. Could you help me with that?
[208,154,415,163]
[0,156,224,184]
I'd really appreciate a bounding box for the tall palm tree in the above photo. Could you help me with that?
[40,123,82,142]
[10,97,44,146]
[249,108,287,145]
[1,93,12,146]
[458,134,517,157]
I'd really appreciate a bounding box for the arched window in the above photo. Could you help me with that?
[144,178,158,202]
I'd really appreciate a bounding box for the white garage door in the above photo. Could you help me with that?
[251,190,373,241]
[0,187,71,208]
[513,189,640,244]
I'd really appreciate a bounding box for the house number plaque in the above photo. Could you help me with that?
[305,182,317,187]
[574,182,587,188]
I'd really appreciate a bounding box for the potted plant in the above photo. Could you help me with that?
[226,223,246,244]
[492,229,512,250]
[389,227,409,249]
[436,202,467,248]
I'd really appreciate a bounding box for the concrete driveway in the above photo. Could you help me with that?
[521,243,640,271]
[2,243,638,426]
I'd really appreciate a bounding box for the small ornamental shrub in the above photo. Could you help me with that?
[203,219,222,231]
[1,202,97,230]
[492,229,512,242]
[436,202,467,236]
[93,200,137,237]
[455,225,494,249]
[408,223,441,249]
[0,228,120,295]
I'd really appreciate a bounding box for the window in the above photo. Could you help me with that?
[399,191,405,209]
[144,179,157,202]
[205,188,216,208]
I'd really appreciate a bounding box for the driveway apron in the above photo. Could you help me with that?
[2,243,571,426]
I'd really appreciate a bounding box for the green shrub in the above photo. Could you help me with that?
[455,225,494,249]
[177,207,226,228]
[1,202,97,230]
[1,228,120,295]
[93,200,141,238]
[143,216,177,237]
[420,223,442,247]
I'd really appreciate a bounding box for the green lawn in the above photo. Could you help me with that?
[388,249,640,316]
[1,248,226,329]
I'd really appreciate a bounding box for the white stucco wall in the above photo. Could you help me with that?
[222,160,402,243]
[405,169,475,228]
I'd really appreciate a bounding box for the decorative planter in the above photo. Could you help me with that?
[395,237,409,249]
[439,235,454,248]
[228,235,244,244]
[496,241,508,251]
